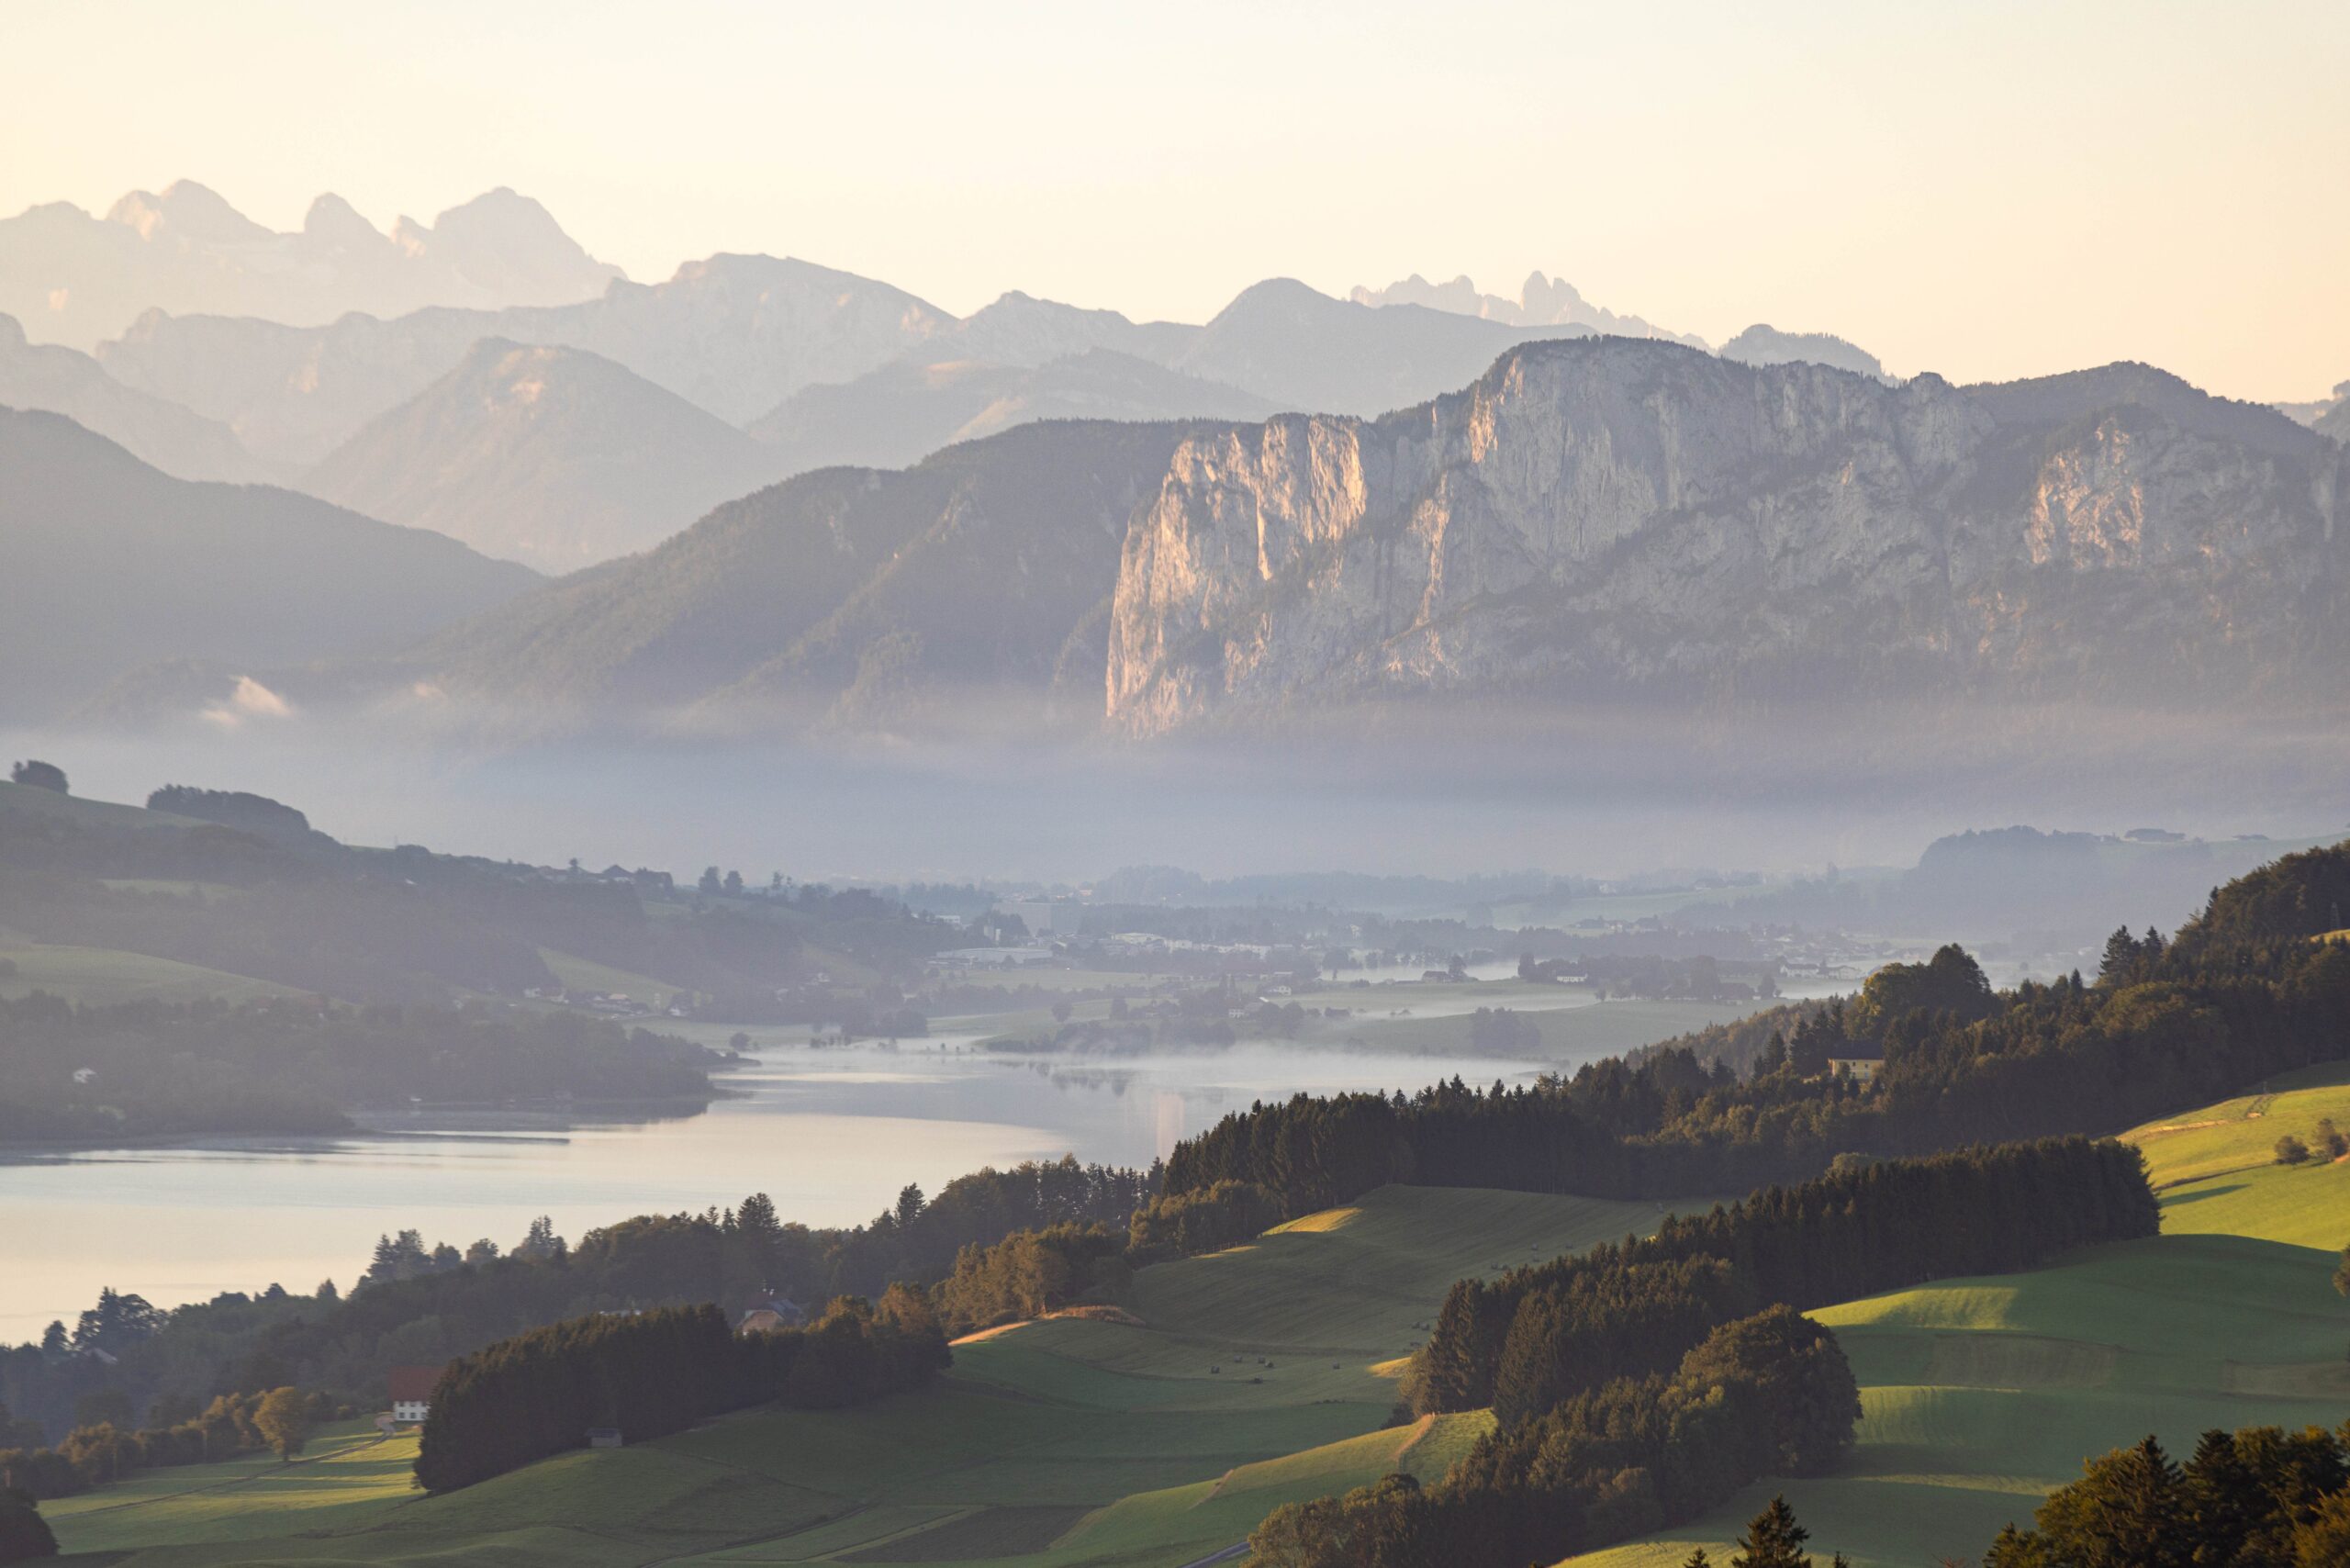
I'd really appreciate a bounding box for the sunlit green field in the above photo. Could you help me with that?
[2121,1058,2350,1249]
[50,1185,1667,1567]
[1569,1073,2350,1568]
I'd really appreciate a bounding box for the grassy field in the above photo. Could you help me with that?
[1569,1065,2350,1568]
[535,947,691,1007]
[2121,1058,2350,1249]
[50,1185,1670,1567]
[0,941,298,1005]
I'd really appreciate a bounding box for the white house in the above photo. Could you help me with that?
[386,1364,443,1425]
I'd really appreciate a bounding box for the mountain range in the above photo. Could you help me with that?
[0,182,620,352]
[331,340,2340,741]
[0,407,537,720]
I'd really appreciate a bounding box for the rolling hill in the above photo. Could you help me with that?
[304,340,789,572]
[0,407,539,720]
[1570,1068,2350,1567]
[45,1185,1671,1566]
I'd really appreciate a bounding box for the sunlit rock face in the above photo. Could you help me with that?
[1106,340,2348,735]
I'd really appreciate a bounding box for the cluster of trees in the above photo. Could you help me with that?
[1411,1138,2155,1417]
[414,1295,946,1493]
[930,1223,1131,1335]
[0,993,719,1143]
[2,1158,1148,1444]
[1165,848,2350,1209]
[1984,1424,2350,1566]
[2272,1116,2346,1166]
[0,1387,337,1500]
[1249,1307,1859,1568]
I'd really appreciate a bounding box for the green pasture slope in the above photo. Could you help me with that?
[1571,1063,2350,1568]
[48,1186,1667,1567]
[0,940,300,1006]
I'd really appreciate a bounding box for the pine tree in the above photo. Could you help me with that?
[1731,1495,1812,1568]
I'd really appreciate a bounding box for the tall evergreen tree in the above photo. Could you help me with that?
[1731,1496,1812,1568]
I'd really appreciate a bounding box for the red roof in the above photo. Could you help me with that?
[386,1365,444,1403]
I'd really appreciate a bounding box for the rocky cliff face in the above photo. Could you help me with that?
[1105,341,2346,735]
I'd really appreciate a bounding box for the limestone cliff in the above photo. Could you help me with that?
[1105,340,2346,734]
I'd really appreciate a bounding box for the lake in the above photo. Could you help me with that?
[0,1032,1578,1342]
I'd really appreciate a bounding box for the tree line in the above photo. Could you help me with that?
[0,1387,339,1501]
[2,1156,1147,1447]
[1248,1306,1860,1568]
[1409,1137,2156,1418]
[1162,846,2350,1212]
[1985,1422,2350,1566]
[413,1294,946,1493]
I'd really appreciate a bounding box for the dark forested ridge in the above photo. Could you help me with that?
[1165,846,2350,1209]
[0,994,719,1142]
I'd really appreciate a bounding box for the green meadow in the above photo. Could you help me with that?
[0,940,298,1006]
[2122,1058,2350,1249]
[1569,1068,2350,1568]
[49,1186,1662,1567]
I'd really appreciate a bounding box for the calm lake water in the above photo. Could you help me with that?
[0,1033,1571,1343]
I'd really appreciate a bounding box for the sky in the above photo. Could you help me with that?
[3,0,2345,402]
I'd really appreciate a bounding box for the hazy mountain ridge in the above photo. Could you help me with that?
[1718,323,1888,380]
[745,349,1274,475]
[384,340,2348,743]
[96,253,953,465]
[1104,341,2349,734]
[420,420,1223,735]
[0,181,620,351]
[1350,271,1706,347]
[0,312,268,482]
[303,340,792,571]
[0,408,539,721]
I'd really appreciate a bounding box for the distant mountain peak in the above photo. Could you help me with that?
[1350,270,1704,347]
[3,182,622,350]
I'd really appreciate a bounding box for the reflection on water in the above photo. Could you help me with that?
[0,1037,1552,1341]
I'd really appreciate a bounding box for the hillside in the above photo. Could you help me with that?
[1571,1072,2350,1568]
[46,1185,1671,1566]
[0,408,539,719]
[0,313,268,481]
[420,419,1224,734]
[304,340,789,571]
[746,349,1274,476]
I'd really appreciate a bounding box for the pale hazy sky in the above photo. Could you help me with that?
[5,0,2344,400]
